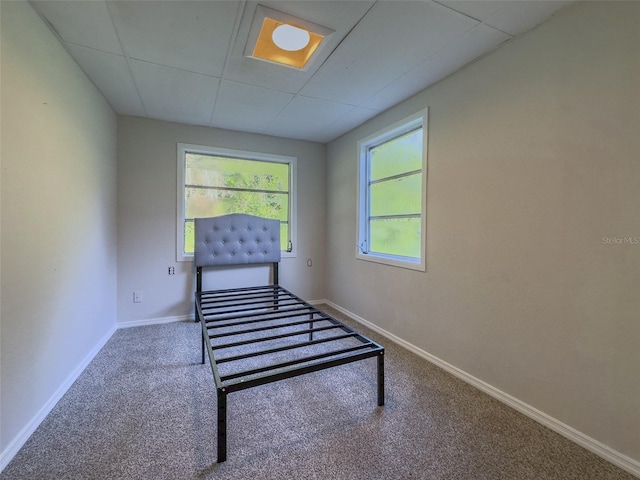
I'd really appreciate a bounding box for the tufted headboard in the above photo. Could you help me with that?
[194,214,281,268]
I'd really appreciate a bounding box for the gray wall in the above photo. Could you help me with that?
[1,0,118,460]
[326,1,639,465]
[116,116,326,325]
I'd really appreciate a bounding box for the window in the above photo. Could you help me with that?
[357,109,427,271]
[177,143,296,261]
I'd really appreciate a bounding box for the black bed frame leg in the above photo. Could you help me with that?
[217,388,227,463]
[377,351,385,406]
[308,314,314,341]
[195,268,202,323]
[201,331,205,365]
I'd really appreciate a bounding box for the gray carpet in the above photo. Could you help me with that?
[2,305,634,480]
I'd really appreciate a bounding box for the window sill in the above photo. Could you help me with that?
[355,252,425,272]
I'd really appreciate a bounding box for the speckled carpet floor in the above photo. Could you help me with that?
[1,305,634,480]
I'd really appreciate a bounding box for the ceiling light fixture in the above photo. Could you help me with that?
[272,24,310,51]
[245,6,334,71]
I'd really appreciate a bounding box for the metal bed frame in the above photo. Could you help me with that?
[194,214,385,463]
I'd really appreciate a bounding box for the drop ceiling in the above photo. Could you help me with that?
[31,0,572,143]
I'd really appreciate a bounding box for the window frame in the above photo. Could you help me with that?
[356,109,428,271]
[177,143,297,262]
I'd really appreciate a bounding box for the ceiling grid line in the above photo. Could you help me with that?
[261,0,382,140]
[103,0,149,119]
[355,0,528,112]
[208,1,248,128]
[249,1,379,138]
[291,0,379,97]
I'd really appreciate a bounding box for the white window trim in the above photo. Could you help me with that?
[176,143,297,262]
[356,109,428,271]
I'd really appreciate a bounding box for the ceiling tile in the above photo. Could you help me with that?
[259,0,374,27]
[65,44,145,117]
[314,106,381,143]
[484,1,573,36]
[108,1,240,77]
[221,50,315,95]
[31,0,122,54]
[363,24,511,111]
[264,96,354,141]
[299,1,479,105]
[210,81,294,134]
[130,60,219,126]
[436,1,505,22]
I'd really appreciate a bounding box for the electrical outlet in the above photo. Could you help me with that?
[168,266,175,275]
[133,291,142,303]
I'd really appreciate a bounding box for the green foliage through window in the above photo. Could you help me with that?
[367,128,422,259]
[183,152,291,253]
[358,109,427,269]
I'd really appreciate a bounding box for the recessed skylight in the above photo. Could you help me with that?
[245,6,334,71]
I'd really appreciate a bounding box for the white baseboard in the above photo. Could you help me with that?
[1,314,191,472]
[0,324,117,472]
[323,300,640,479]
[308,299,328,306]
[117,314,193,328]
[1,314,189,472]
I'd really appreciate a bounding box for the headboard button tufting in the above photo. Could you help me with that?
[194,214,281,267]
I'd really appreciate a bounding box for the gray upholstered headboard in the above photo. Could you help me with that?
[194,214,281,268]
